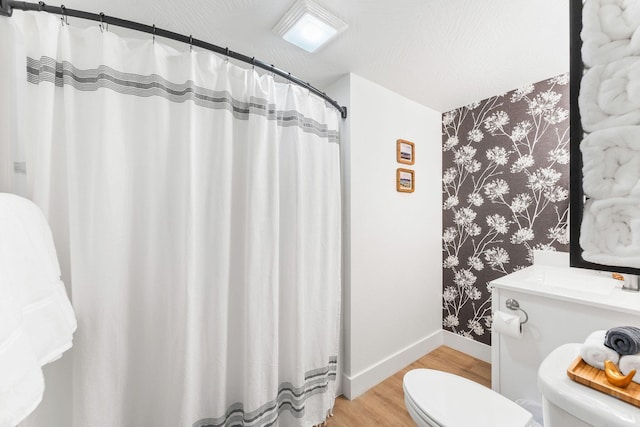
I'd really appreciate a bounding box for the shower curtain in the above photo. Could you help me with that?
[0,12,341,427]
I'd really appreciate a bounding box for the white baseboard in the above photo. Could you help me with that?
[340,330,492,400]
[342,330,443,399]
[442,330,491,363]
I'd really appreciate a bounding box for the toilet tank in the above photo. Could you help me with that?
[491,260,640,403]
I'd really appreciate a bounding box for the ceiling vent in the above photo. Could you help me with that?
[272,0,347,53]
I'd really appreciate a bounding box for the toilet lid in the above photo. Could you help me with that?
[403,369,533,427]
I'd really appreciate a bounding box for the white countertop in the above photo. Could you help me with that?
[492,265,640,316]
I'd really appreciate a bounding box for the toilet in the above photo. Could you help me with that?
[538,343,640,427]
[403,343,640,427]
[403,369,535,426]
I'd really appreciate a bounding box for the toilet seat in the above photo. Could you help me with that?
[403,369,533,427]
[404,392,443,426]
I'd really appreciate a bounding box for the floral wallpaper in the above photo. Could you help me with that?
[441,74,570,345]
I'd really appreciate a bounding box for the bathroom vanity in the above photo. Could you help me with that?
[491,260,640,403]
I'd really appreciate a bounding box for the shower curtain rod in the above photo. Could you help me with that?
[0,0,348,119]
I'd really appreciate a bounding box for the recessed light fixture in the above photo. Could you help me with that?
[272,0,347,53]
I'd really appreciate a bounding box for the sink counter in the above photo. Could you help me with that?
[491,263,640,404]
[492,265,640,317]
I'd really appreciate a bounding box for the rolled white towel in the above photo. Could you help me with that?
[580,197,640,268]
[580,330,620,370]
[619,354,640,384]
[582,0,640,67]
[0,194,77,426]
[581,127,640,199]
[579,57,640,132]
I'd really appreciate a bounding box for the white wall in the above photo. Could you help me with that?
[327,74,443,398]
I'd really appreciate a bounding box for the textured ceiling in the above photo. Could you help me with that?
[45,0,569,112]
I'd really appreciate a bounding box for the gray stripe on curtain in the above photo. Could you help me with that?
[26,56,340,143]
[193,358,337,427]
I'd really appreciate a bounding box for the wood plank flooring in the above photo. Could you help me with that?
[326,346,491,426]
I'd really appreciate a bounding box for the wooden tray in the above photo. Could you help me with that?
[567,356,640,407]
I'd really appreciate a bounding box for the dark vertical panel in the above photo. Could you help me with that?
[442,75,570,345]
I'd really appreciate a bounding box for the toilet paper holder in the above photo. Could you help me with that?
[505,298,529,326]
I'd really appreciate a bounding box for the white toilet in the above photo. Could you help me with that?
[403,369,535,426]
[403,343,640,427]
[538,343,640,427]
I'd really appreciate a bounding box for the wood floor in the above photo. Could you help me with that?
[326,346,491,426]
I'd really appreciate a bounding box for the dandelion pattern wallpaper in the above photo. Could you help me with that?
[441,74,570,345]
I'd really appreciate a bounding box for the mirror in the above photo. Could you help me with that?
[569,0,640,274]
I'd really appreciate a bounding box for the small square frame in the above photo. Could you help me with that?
[396,168,415,193]
[397,139,415,165]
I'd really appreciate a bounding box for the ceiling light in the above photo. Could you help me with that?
[272,0,347,53]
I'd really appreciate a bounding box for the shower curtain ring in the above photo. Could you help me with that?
[99,12,105,32]
[189,35,193,52]
[224,47,229,62]
[60,4,68,26]
[38,1,45,11]
[152,24,156,43]
[251,57,255,70]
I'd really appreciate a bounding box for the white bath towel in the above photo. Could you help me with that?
[580,330,620,370]
[619,353,640,384]
[582,0,640,67]
[581,127,640,199]
[579,57,640,132]
[0,193,77,426]
[580,197,640,268]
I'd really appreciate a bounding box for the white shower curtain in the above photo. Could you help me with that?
[0,12,341,427]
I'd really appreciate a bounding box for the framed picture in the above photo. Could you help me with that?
[397,139,415,165]
[396,168,414,193]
